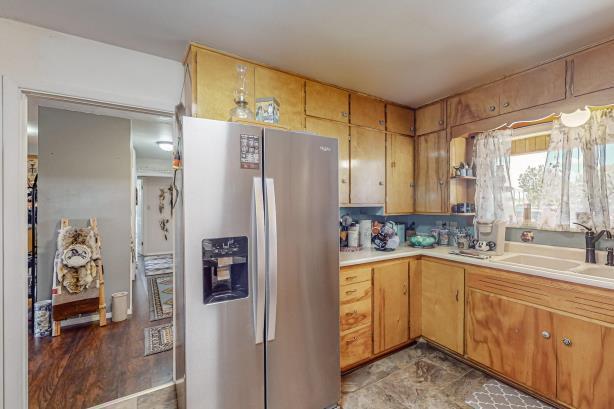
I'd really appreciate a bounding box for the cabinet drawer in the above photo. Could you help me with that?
[340,325,372,369]
[340,266,371,286]
[340,299,372,333]
[340,281,372,304]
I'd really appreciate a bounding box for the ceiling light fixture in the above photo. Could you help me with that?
[560,107,591,128]
[156,140,173,152]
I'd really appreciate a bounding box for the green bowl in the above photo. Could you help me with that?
[409,235,436,247]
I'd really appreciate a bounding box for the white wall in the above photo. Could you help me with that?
[38,107,132,310]
[136,157,174,176]
[0,18,184,112]
[141,176,173,255]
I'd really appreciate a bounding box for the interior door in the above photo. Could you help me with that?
[264,128,340,409]
[182,118,265,409]
[466,289,556,398]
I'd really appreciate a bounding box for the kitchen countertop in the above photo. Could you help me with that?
[340,243,614,290]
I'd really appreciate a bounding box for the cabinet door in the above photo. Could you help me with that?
[305,117,350,204]
[350,127,385,204]
[350,94,386,130]
[386,133,414,214]
[466,290,556,399]
[414,131,447,213]
[555,315,614,409]
[305,81,349,123]
[571,41,614,97]
[255,67,305,130]
[386,104,415,135]
[448,82,501,126]
[421,259,464,353]
[373,260,409,353]
[415,101,445,135]
[500,60,566,114]
[195,49,255,121]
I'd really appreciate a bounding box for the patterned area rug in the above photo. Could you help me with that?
[144,323,173,356]
[148,274,173,321]
[143,254,173,276]
[466,380,554,409]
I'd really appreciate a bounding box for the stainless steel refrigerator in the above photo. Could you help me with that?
[180,117,340,409]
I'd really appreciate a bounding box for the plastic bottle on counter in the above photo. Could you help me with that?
[348,224,359,248]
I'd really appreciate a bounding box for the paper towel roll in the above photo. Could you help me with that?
[359,220,372,248]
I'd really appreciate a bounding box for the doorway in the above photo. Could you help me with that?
[26,95,177,408]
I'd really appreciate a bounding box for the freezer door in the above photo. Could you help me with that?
[264,129,340,409]
[182,118,265,409]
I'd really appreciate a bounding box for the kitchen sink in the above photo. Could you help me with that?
[574,265,614,279]
[496,254,583,271]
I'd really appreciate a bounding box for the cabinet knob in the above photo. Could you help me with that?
[502,101,510,108]
[378,119,385,126]
[455,289,459,302]
[488,105,496,112]
[403,284,408,295]
[341,178,347,184]
[379,181,384,186]
[439,180,444,186]
[410,126,416,132]
[562,337,572,346]
[341,111,348,118]
[410,183,415,188]
[438,119,444,126]
[541,331,551,339]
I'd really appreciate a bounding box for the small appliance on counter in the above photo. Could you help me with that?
[475,220,506,256]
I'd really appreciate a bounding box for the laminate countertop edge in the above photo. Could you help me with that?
[340,245,614,291]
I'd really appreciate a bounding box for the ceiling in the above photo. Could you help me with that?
[3,0,614,106]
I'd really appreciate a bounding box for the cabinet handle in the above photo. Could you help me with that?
[345,310,358,316]
[410,126,416,132]
[438,119,444,126]
[541,331,551,339]
[345,289,357,295]
[488,105,496,112]
[455,290,459,302]
[341,178,347,184]
[346,336,359,344]
[562,337,572,346]
[439,180,445,186]
[410,183,415,188]
[379,181,384,186]
[502,101,510,108]
[403,284,408,295]
[379,119,385,125]
[341,111,348,118]
[345,275,357,281]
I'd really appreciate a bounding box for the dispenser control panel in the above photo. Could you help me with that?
[202,237,249,304]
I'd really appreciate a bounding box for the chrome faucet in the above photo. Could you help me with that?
[573,223,610,264]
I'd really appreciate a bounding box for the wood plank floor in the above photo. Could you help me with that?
[29,255,173,409]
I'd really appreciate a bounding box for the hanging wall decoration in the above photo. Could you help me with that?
[158,186,172,240]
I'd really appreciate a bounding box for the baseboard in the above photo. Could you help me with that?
[60,308,133,328]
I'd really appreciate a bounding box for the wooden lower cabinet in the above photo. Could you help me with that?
[373,260,409,354]
[421,259,464,353]
[555,315,614,409]
[340,325,372,369]
[466,289,556,399]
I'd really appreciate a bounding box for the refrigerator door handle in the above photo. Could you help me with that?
[265,178,278,341]
[253,177,266,344]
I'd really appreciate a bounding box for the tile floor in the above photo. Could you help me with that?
[341,340,552,409]
[101,384,177,409]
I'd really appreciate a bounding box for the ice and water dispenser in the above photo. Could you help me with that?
[202,237,249,304]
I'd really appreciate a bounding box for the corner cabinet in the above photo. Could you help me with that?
[414,131,448,213]
[350,127,386,205]
[373,260,409,354]
[420,259,464,353]
[385,133,414,214]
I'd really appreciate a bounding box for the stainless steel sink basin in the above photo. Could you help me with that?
[496,254,582,271]
[574,265,614,279]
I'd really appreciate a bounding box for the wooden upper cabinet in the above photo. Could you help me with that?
[421,259,464,353]
[555,314,614,409]
[386,104,415,135]
[415,101,445,135]
[466,290,556,399]
[448,82,501,126]
[571,41,614,97]
[386,133,414,214]
[305,81,349,123]
[255,67,305,130]
[350,94,386,130]
[305,117,350,204]
[195,49,255,121]
[500,60,567,114]
[350,127,385,204]
[373,260,409,354]
[414,131,448,213]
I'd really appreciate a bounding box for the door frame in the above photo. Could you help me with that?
[1,76,175,408]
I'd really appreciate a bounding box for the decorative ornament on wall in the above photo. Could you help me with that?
[158,185,173,241]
